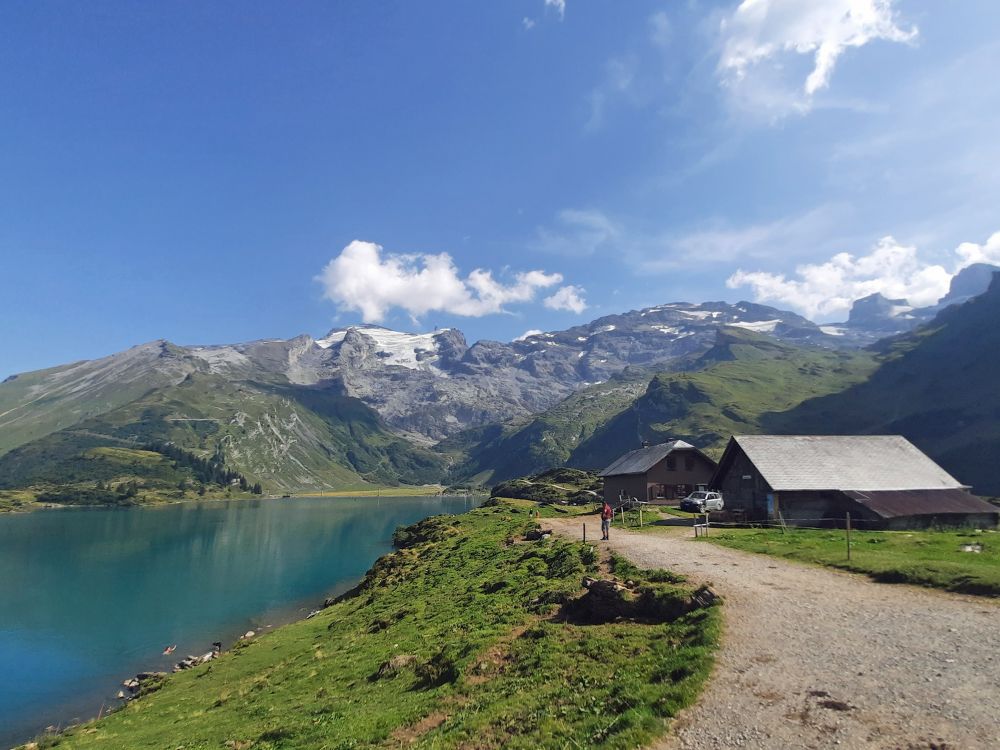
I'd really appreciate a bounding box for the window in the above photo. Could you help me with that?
[685,456,694,471]
[666,456,676,470]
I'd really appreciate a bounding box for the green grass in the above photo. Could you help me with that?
[0,489,37,512]
[702,527,1000,597]
[501,497,596,519]
[38,501,720,750]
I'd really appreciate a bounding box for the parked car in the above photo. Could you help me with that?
[680,491,724,513]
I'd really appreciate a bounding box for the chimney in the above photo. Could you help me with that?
[641,440,650,448]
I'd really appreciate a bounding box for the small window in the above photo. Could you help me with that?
[685,456,694,471]
[666,456,676,470]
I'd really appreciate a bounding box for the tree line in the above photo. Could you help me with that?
[147,441,263,494]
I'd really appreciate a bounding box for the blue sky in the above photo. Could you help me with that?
[3,0,1000,375]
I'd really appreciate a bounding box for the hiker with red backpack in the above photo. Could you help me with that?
[601,500,613,540]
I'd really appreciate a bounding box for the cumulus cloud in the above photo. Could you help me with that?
[956,231,1000,268]
[718,0,916,115]
[545,0,565,21]
[316,240,564,322]
[727,232,1000,320]
[544,285,588,314]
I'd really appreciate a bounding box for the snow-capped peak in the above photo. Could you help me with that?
[316,326,452,373]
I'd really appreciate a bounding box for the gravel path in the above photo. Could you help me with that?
[548,519,1000,749]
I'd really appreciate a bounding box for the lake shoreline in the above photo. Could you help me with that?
[0,484,463,515]
[0,495,483,749]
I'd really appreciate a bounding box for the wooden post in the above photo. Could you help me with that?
[705,512,709,537]
[639,504,643,528]
[846,512,852,560]
[583,523,586,542]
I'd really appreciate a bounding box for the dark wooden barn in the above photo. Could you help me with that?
[710,435,999,529]
[600,440,717,505]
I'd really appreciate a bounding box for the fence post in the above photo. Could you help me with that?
[846,512,852,561]
[639,504,643,528]
[583,522,586,542]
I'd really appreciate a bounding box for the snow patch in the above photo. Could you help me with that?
[315,330,348,349]
[729,319,781,333]
[819,325,846,337]
[359,328,444,372]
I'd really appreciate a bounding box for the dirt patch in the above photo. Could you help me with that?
[390,711,448,745]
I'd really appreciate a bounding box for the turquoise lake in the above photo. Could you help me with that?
[0,495,481,748]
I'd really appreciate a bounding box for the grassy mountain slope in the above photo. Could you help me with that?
[0,341,197,456]
[0,372,446,499]
[439,369,652,484]
[35,502,719,750]
[567,329,877,470]
[447,329,876,483]
[770,277,1000,494]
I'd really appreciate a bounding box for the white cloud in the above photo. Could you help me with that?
[514,329,544,342]
[727,232,1000,320]
[522,17,536,30]
[955,231,1000,268]
[718,0,916,116]
[544,285,588,314]
[316,240,563,322]
[545,0,565,21]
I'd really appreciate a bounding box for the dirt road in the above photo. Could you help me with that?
[548,519,1000,749]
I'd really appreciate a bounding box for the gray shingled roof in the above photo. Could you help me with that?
[599,440,695,477]
[733,435,965,491]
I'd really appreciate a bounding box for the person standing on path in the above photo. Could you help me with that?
[601,500,613,540]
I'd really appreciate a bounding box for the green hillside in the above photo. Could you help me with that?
[0,342,197,456]
[568,328,877,469]
[0,372,446,503]
[31,502,719,750]
[771,277,1000,494]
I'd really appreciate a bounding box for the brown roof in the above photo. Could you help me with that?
[843,489,999,519]
[599,440,698,477]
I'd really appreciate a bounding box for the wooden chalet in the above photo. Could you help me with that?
[710,435,999,529]
[600,440,717,505]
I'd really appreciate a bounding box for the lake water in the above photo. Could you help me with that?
[0,495,481,748]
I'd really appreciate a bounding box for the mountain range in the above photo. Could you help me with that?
[1,264,998,500]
